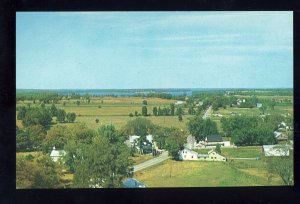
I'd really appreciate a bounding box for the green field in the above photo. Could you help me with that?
[195,146,262,158]
[134,159,283,187]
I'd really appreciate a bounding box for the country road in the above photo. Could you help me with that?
[202,105,212,119]
[133,151,170,172]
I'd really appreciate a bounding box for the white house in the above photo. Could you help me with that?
[262,145,290,157]
[128,134,153,147]
[175,101,184,106]
[179,148,226,162]
[50,146,66,162]
[206,149,227,161]
[179,148,199,160]
[256,103,262,108]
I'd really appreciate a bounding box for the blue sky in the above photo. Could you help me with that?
[16,12,293,89]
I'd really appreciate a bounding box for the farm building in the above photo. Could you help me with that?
[262,145,290,157]
[186,135,230,149]
[175,101,185,106]
[50,146,66,162]
[274,131,288,141]
[179,148,199,160]
[179,148,226,162]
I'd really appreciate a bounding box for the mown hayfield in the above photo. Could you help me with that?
[61,105,142,116]
[71,115,190,131]
[134,159,283,187]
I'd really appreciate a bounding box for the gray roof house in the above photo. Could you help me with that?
[205,134,223,143]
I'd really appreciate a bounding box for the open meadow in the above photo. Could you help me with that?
[133,159,283,187]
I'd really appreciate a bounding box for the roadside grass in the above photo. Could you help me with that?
[16,151,41,158]
[134,159,282,187]
[131,154,154,165]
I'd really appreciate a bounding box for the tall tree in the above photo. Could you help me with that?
[22,108,52,128]
[50,104,58,117]
[170,103,175,116]
[27,124,47,151]
[142,106,148,116]
[56,109,66,123]
[98,124,121,144]
[16,154,63,189]
[165,128,186,160]
[187,117,218,142]
[153,107,158,116]
[72,123,96,144]
[42,125,72,153]
[123,118,154,137]
[16,130,31,152]
[72,135,133,188]
[66,112,76,123]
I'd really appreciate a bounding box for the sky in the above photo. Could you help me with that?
[16,12,293,89]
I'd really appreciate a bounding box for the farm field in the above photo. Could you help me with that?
[16,90,294,188]
[134,159,283,187]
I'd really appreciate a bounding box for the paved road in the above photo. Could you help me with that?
[133,151,170,172]
[202,105,212,119]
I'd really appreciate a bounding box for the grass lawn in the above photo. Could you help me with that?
[220,146,263,158]
[134,159,283,187]
[196,146,262,158]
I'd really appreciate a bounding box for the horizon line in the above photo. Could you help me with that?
[16,87,293,90]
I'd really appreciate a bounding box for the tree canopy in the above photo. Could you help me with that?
[70,128,133,188]
[16,153,63,189]
[187,117,218,142]
[123,118,154,136]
